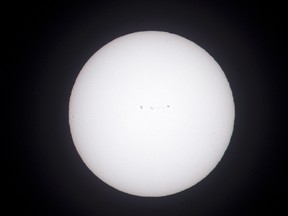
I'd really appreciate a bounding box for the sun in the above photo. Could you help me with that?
[69,31,235,197]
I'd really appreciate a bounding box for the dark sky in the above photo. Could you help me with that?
[6,0,287,215]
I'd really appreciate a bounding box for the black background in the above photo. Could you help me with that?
[6,0,287,215]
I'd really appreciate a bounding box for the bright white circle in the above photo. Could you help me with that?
[69,31,235,197]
